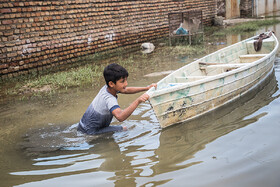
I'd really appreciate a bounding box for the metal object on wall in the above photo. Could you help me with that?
[168,9,204,46]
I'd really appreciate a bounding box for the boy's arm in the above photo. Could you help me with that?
[121,83,157,94]
[112,93,149,122]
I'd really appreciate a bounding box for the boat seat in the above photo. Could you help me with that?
[200,63,249,75]
[240,54,267,57]
[200,63,246,70]
[199,62,248,66]
[239,54,266,63]
[175,76,209,83]
[199,62,230,66]
[207,63,246,67]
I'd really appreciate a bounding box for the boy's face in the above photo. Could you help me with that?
[110,77,128,92]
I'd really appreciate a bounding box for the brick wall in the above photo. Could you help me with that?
[0,0,217,77]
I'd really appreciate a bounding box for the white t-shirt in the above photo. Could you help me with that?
[79,85,120,132]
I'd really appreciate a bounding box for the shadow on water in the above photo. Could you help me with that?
[19,123,94,156]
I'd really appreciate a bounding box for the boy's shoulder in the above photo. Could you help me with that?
[96,85,108,97]
[93,85,119,110]
[99,85,107,92]
[96,85,117,100]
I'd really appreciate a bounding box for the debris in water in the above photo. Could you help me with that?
[141,42,155,54]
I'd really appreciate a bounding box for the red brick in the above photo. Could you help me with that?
[1,8,12,13]
[2,20,13,25]
[1,0,217,77]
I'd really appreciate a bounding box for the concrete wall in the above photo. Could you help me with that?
[253,0,280,17]
[0,0,217,77]
[222,0,280,18]
[226,0,240,19]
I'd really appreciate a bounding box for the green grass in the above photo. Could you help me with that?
[0,64,105,97]
[26,65,103,89]
[228,19,280,32]
[212,19,280,36]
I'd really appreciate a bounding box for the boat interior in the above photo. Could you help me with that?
[164,36,275,86]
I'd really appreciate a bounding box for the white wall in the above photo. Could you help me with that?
[253,0,280,17]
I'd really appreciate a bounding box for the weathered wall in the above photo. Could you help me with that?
[220,0,280,18]
[0,0,217,77]
[217,0,226,17]
[253,0,280,17]
[225,0,240,19]
[240,0,252,17]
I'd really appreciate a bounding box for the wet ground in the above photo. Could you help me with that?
[1,22,280,186]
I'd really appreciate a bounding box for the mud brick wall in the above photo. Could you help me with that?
[0,0,217,77]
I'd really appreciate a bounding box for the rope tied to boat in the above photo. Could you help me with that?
[253,31,273,52]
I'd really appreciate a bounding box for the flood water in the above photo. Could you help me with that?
[1,23,280,186]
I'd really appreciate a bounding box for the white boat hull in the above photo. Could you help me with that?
[147,32,279,128]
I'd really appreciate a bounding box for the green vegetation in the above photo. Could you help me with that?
[211,19,280,36]
[228,19,280,32]
[1,62,112,97]
[25,65,103,88]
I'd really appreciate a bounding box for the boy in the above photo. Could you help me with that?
[77,63,156,135]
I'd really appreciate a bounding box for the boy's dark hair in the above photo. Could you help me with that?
[103,63,129,86]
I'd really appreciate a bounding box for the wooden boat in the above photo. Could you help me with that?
[147,32,279,128]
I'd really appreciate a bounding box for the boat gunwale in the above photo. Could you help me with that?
[147,33,279,98]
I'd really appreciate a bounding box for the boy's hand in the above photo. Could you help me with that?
[147,83,157,90]
[138,93,150,103]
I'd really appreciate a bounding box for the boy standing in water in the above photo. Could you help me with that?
[77,63,156,135]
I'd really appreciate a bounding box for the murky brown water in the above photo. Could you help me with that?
[1,22,280,186]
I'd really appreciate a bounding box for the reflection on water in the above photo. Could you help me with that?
[154,72,278,175]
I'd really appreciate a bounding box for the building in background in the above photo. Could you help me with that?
[218,0,280,19]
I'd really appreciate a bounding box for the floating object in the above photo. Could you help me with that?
[147,32,278,128]
[141,42,155,54]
